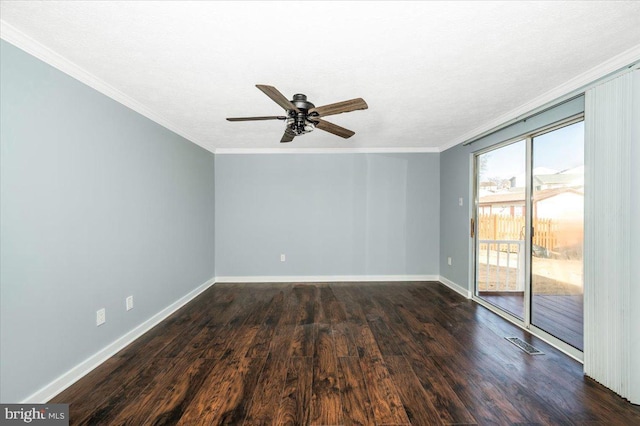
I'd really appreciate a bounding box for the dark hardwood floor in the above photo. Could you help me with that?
[51,282,640,425]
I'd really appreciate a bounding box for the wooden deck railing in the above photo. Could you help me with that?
[478,214,558,250]
[477,239,525,292]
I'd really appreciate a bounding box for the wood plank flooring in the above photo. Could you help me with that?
[51,282,640,425]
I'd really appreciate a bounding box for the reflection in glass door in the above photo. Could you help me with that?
[475,140,526,319]
[531,122,584,350]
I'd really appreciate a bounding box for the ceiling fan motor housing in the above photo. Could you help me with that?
[288,94,316,135]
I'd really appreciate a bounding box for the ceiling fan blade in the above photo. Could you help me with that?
[309,98,368,118]
[280,129,296,143]
[256,85,300,112]
[313,118,355,139]
[226,116,286,121]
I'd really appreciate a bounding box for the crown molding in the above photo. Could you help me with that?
[6,17,637,156]
[0,21,439,156]
[438,43,640,152]
[214,147,439,155]
[0,20,210,152]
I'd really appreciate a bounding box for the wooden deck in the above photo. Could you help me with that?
[479,292,583,350]
[51,282,635,425]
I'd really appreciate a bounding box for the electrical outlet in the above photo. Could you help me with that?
[459,197,463,206]
[280,254,286,262]
[96,308,106,326]
[126,296,134,311]
[447,257,452,266]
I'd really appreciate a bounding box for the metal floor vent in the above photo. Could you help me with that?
[505,337,544,355]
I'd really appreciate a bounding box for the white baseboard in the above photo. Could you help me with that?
[438,275,472,299]
[21,274,462,403]
[21,277,216,404]
[215,275,439,283]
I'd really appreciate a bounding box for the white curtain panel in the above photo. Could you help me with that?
[584,69,639,404]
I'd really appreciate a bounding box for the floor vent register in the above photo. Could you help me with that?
[505,337,544,355]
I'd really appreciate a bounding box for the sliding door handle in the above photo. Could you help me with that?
[470,218,475,238]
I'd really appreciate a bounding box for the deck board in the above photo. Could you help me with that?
[480,292,584,350]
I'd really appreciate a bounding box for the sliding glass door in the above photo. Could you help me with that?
[473,118,584,355]
[475,140,526,320]
[531,121,584,351]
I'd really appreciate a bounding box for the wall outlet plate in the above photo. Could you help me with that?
[126,296,134,311]
[280,254,286,262]
[96,308,106,326]
[448,257,452,266]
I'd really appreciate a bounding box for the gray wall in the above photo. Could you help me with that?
[0,41,215,402]
[439,96,585,290]
[215,153,439,277]
[439,143,473,287]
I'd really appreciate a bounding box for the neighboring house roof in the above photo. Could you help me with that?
[479,190,525,205]
[534,173,583,187]
[479,187,583,205]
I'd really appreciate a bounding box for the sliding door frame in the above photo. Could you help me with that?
[470,113,585,362]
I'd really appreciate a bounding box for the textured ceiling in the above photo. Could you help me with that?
[1,1,639,152]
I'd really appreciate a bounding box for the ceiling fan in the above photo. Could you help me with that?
[226,85,368,143]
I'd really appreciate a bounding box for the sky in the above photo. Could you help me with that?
[479,121,584,181]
